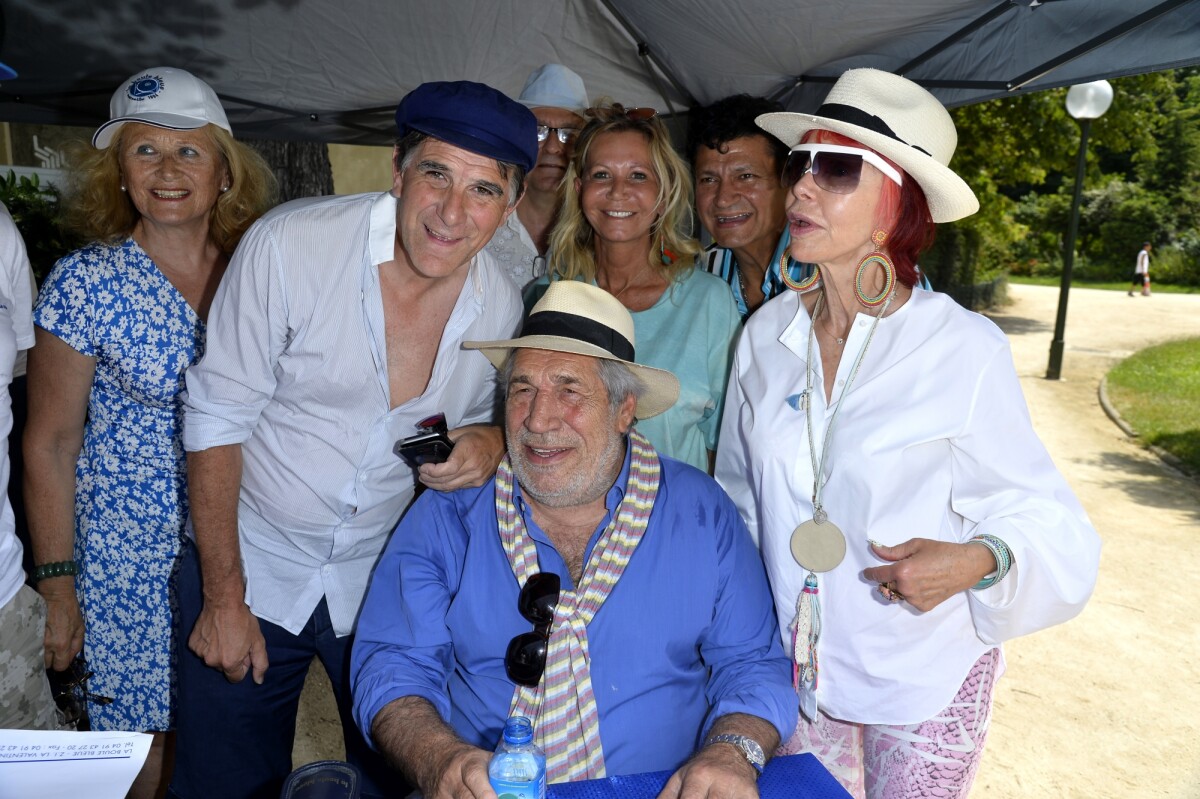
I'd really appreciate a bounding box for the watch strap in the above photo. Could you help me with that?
[704,733,765,775]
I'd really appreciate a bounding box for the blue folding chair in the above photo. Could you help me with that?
[280,760,362,799]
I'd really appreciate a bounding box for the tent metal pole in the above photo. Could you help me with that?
[895,1,1016,75]
[1006,0,1197,90]
[594,0,696,112]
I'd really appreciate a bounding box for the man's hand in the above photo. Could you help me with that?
[863,538,996,612]
[38,577,84,671]
[658,741,760,799]
[187,600,269,684]
[419,424,504,492]
[372,696,496,799]
[422,743,494,799]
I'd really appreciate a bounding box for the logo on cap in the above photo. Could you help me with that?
[127,75,164,102]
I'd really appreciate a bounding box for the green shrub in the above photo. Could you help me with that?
[0,170,80,284]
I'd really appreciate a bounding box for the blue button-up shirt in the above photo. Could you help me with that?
[351,446,796,775]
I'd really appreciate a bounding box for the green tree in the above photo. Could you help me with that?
[944,67,1200,290]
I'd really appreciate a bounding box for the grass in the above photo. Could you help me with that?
[1105,337,1200,476]
[1008,275,1199,294]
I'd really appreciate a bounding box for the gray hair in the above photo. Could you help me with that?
[393,130,526,206]
[501,351,646,415]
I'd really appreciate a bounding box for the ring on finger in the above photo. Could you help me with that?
[878,581,906,603]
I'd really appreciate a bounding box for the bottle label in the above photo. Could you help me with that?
[489,777,546,799]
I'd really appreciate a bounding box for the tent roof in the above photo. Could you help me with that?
[2,0,1198,145]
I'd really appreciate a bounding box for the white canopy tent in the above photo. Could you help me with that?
[1,0,1198,144]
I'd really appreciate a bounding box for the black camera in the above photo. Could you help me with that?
[394,412,455,469]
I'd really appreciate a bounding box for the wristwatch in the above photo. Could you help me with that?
[704,733,765,775]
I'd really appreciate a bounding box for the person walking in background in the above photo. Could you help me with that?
[24,66,275,798]
[1130,241,1151,296]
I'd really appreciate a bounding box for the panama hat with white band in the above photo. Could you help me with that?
[464,281,680,419]
[756,68,979,223]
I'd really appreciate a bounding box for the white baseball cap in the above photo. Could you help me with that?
[517,64,588,114]
[92,66,231,149]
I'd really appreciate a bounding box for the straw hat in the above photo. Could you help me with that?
[464,281,680,419]
[756,68,979,223]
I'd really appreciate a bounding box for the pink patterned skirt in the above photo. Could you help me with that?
[778,648,1000,799]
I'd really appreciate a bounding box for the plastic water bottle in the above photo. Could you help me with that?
[488,716,546,799]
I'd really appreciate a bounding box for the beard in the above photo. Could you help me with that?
[508,426,627,509]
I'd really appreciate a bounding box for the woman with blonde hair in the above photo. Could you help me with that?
[537,102,740,472]
[25,66,275,798]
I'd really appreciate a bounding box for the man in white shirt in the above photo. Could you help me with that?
[170,81,537,799]
[484,63,588,289]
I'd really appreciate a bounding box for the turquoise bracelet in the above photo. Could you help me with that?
[32,560,77,582]
[970,535,1011,591]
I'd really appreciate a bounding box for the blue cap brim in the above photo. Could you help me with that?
[406,119,535,172]
[0,62,17,81]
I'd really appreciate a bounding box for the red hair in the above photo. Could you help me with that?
[803,130,936,288]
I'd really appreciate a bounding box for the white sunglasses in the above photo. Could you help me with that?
[782,143,904,193]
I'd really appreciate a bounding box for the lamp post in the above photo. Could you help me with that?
[1046,80,1113,380]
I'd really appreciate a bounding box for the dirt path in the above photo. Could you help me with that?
[973,284,1200,799]
[293,283,1200,798]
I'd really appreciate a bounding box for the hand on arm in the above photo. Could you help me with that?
[418,424,504,492]
[185,445,269,684]
[863,538,996,612]
[658,713,779,799]
[372,696,495,799]
[24,329,93,670]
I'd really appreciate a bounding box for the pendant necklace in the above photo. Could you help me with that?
[788,287,893,708]
[789,289,894,573]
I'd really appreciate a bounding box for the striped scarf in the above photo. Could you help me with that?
[497,429,661,783]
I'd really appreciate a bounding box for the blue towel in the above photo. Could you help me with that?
[546,753,851,799]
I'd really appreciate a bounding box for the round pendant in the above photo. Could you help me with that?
[790,518,847,573]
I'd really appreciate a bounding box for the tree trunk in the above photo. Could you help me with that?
[245,139,335,203]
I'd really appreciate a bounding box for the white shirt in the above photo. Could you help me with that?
[0,203,35,608]
[716,288,1100,724]
[482,212,545,289]
[1135,248,1150,275]
[183,192,522,635]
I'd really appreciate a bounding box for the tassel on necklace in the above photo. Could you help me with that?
[790,572,822,694]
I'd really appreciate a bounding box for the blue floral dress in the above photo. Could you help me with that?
[34,238,207,732]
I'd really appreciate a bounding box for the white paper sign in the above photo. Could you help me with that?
[0,729,152,799]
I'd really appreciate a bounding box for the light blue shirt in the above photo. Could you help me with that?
[182,191,522,635]
[351,446,796,775]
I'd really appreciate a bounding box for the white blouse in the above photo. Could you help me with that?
[716,288,1100,725]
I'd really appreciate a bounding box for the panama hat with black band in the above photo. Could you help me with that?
[755,68,979,223]
[464,281,680,419]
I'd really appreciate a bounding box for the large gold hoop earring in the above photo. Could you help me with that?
[854,229,896,307]
[781,248,820,293]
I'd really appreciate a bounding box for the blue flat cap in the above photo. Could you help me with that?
[395,81,538,172]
